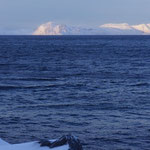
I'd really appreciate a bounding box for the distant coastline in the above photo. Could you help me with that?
[1,23,150,35]
[33,22,150,35]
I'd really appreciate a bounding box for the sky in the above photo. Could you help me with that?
[0,0,150,31]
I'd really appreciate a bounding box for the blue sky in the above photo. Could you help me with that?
[0,0,150,30]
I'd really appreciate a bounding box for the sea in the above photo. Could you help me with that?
[0,35,150,150]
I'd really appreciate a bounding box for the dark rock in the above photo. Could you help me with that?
[67,135,83,150]
[39,135,83,150]
[50,135,67,148]
[39,139,52,147]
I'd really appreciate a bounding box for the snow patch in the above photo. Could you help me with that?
[0,139,69,150]
[0,139,10,146]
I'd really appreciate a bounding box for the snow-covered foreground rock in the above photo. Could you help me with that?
[0,135,83,150]
[33,22,150,35]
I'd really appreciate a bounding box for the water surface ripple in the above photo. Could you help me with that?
[0,36,150,150]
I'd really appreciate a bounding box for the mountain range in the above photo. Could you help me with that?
[1,22,150,35]
[33,22,150,35]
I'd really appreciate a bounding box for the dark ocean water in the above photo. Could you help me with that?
[0,35,150,150]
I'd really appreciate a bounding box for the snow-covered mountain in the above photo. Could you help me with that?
[100,23,132,30]
[33,22,107,35]
[132,24,150,34]
[100,23,150,34]
[33,22,150,35]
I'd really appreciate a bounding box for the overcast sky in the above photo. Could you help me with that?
[0,0,150,30]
